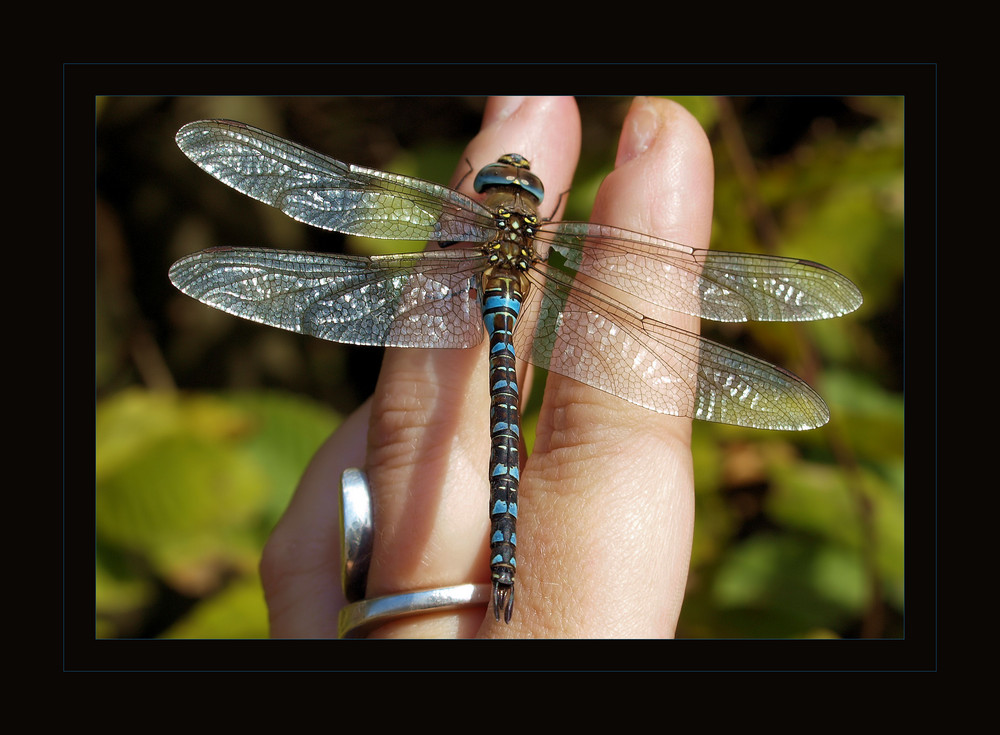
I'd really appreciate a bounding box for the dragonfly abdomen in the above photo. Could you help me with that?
[483,277,524,623]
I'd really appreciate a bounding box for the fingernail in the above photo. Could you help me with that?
[617,97,662,166]
[487,96,527,124]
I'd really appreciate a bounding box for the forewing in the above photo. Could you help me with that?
[538,221,863,323]
[176,120,498,244]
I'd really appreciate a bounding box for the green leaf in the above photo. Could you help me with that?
[96,388,339,634]
[711,534,868,636]
[162,575,271,639]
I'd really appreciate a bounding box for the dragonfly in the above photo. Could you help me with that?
[169,119,863,624]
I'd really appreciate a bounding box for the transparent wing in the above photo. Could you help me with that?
[537,221,863,323]
[176,120,498,244]
[517,262,830,430]
[169,247,488,349]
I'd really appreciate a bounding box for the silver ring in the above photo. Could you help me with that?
[337,468,490,638]
[339,467,373,602]
[339,583,492,638]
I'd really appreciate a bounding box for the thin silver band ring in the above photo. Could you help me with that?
[338,583,492,638]
[337,467,490,638]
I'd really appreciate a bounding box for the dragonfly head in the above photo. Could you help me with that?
[474,154,545,204]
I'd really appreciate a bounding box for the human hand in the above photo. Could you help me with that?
[260,96,713,638]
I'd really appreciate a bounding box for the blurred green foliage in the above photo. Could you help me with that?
[674,96,904,638]
[95,96,903,638]
[96,389,338,637]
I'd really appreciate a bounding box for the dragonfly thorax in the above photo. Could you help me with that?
[489,207,538,267]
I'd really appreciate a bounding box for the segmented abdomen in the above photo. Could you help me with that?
[483,277,523,621]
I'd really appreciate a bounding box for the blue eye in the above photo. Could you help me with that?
[473,155,545,203]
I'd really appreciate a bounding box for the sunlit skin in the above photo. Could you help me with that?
[259,96,710,637]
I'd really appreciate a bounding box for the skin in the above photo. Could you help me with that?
[259,96,714,638]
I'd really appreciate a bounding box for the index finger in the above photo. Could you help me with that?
[364,96,583,637]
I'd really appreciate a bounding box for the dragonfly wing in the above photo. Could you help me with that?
[176,120,498,243]
[169,247,487,349]
[538,222,863,323]
[517,264,830,430]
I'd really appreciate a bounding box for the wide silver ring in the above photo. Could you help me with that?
[337,468,490,638]
[339,467,373,603]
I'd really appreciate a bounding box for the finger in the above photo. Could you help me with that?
[260,398,370,638]
[504,98,713,637]
[364,96,582,637]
